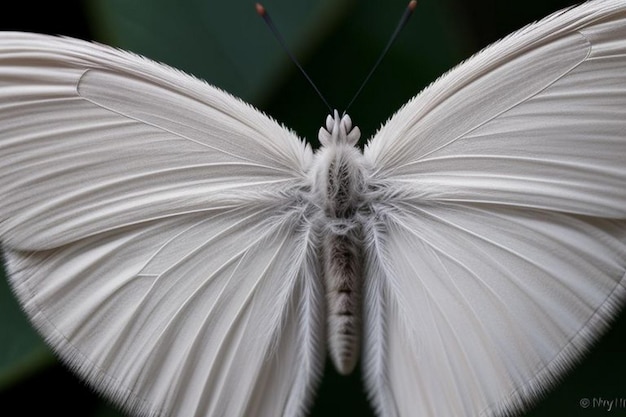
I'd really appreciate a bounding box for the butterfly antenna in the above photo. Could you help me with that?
[256,3,333,113]
[344,0,417,113]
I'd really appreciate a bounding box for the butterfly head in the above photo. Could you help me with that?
[318,110,361,147]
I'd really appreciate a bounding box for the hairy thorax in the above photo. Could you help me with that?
[312,112,365,375]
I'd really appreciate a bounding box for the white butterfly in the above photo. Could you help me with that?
[1,0,625,416]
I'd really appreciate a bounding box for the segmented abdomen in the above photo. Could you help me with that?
[323,225,362,375]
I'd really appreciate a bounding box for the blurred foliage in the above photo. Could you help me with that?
[1,0,625,416]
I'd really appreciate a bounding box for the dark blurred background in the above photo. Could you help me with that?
[1,1,624,416]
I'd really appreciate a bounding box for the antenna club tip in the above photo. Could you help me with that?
[255,3,266,16]
[408,0,417,11]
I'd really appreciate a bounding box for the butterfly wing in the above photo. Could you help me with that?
[0,32,323,417]
[362,1,626,416]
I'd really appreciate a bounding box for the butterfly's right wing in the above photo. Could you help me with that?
[361,1,626,417]
[0,32,323,417]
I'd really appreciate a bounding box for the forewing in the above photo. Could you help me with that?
[0,32,323,416]
[0,32,312,250]
[361,1,626,416]
[364,0,625,217]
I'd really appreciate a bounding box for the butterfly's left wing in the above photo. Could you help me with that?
[3,206,323,417]
[361,1,626,416]
[0,32,323,417]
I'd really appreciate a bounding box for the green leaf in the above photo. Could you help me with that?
[86,0,353,104]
